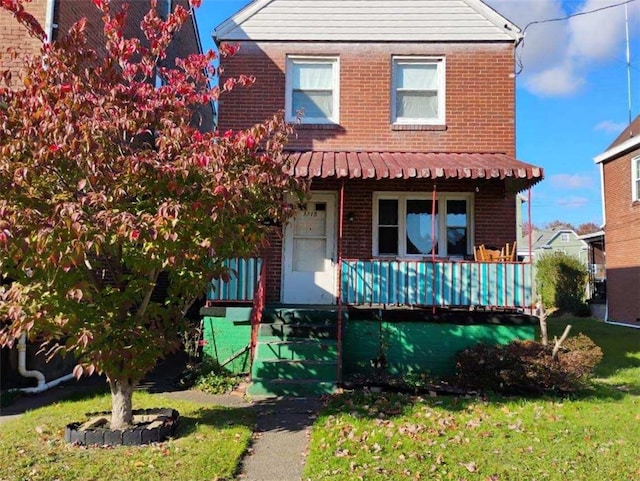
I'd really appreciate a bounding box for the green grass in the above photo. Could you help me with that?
[305,318,640,480]
[0,391,253,481]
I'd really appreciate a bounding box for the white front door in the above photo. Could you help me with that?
[282,192,337,304]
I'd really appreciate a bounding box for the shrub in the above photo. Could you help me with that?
[194,361,243,395]
[455,333,603,395]
[536,251,588,313]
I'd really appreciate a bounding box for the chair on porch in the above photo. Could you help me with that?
[474,242,516,262]
[474,244,502,262]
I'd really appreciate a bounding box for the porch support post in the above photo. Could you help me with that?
[336,179,345,384]
[527,187,535,309]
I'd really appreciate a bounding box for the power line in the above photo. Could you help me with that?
[516,0,638,76]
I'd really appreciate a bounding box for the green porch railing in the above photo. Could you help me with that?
[207,258,263,303]
[341,259,534,309]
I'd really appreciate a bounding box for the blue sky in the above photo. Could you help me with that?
[195,0,640,229]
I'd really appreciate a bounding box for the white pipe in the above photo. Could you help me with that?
[13,333,76,394]
[44,0,55,43]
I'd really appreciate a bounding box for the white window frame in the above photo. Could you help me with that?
[560,233,570,243]
[372,192,473,258]
[632,155,640,202]
[391,56,445,125]
[285,56,340,125]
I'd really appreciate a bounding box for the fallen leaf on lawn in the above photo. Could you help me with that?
[460,461,478,473]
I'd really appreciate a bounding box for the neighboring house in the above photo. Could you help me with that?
[0,0,210,389]
[517,228,588,264]
[204,0,545,396]
[579,230,606,316]
[594,115,640,326]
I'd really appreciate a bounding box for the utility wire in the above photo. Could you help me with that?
[516,0,638,76]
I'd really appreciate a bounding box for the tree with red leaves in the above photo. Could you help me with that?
[0,0,304,429]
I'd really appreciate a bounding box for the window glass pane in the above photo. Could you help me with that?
[378,199,398,225]
[379,227,398,255]
[293,63,333,89]
[292,91,333,119]
[406,199,437,255]
[636,179,640,201]
[446,200,467,227]
[396,91,438,119]
[396,63,437,89]
[447,227,467,256]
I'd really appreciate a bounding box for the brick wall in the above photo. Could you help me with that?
[0,0,48,78]
[220,40,519,304]
[262,181,516,303]
[602,150,640,325]
[218,41,516,154]
[2,0,212,129]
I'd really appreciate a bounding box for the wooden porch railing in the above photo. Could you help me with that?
[341,259,534,309]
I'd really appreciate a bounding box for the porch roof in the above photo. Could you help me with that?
[283,151,544,191]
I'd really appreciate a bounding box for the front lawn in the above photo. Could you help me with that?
[305,318,640,480]
[0,391,253,481]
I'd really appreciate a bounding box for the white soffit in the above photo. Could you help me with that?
[214,0,522,42]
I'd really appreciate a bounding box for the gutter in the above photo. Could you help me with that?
[12,333,76,394]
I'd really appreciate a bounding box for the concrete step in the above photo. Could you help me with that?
[247,379,337,397]
[251,359,338,381]
[255,340,338,361]
[259,323,338,340]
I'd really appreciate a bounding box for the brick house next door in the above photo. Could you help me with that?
[282,192,337,304]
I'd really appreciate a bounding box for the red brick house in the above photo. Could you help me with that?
[204,0,545,395]
[1,1,211,129]
[594,115,640,326]
[0,0,211,389]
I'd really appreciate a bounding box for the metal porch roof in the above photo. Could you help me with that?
[283,151,543,189]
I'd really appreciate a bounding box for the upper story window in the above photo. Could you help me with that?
[392,57,445,125]
[373,192,472,258]
[285,56,339,124]
[632,156,640,202]
[560,233,570,243]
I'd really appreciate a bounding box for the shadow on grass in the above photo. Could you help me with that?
[0,375,109,419]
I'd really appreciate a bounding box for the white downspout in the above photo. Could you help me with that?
[44,0,55,43]
[14,333,76,394]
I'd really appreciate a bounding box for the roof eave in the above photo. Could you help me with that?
[594,135,640,164]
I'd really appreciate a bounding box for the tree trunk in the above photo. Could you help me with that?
[108,377,136,430]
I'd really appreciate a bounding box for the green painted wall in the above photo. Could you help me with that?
[202,313,252,374]
[343,319,535,378]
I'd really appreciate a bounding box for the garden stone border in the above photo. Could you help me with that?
[65,408,179,446]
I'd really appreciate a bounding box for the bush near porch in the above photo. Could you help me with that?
[304,318,640,480]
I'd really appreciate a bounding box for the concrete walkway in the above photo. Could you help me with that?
[1,369,322,481]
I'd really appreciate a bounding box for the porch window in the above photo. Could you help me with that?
[373,193,472,257]
[392,57,445,125]
[632,156,640,202]
[285,56,339,124]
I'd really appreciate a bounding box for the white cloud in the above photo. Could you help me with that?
[485,0,640,97]
[555,196,590,208]
[549,173,595,189]
[524,62,585,96]
[594,120,628,133]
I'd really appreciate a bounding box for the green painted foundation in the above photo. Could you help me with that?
[201,306,253,374]
[343,316,536,378]
[203,305,537,395]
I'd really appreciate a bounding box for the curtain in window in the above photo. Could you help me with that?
[292,63,334,119]
[396,63,438,120]
[406,199,437,255]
